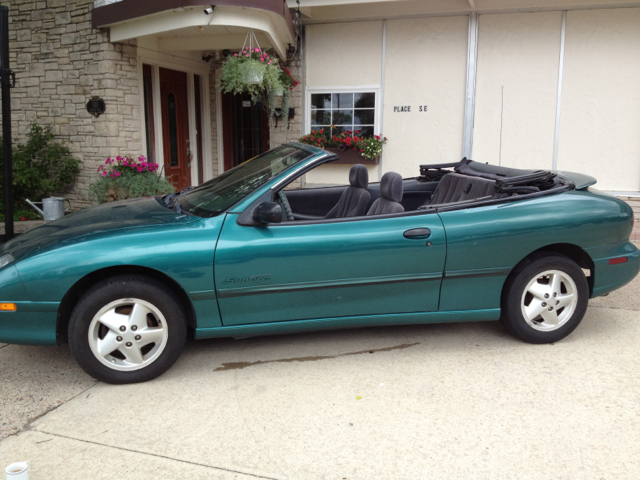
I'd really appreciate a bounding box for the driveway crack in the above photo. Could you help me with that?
[32,431,280,480]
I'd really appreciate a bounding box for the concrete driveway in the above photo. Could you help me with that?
[1,276,639,479]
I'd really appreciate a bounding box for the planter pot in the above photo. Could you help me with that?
[239,60,266,85]
[324,147,379,165]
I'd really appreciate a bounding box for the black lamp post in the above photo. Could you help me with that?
[0,6,15,241]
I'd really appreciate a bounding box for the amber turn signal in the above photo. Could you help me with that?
[0,303,17,311]
[609,257,628,265]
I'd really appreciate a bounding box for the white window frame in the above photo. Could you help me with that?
[304,85,382,137]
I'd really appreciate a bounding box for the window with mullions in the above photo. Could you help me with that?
[310,92,376,138]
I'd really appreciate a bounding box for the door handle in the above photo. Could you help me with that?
[403,228,431,239]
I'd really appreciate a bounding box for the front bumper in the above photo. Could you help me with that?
[0,302,59,345]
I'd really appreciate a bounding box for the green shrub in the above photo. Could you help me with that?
[88,155,175,204]
[0,124,81,221]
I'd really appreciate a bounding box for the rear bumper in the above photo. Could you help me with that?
[590,242,640,298]
[0,302,59,346]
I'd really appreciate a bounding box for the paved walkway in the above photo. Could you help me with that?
[1,272,639,479]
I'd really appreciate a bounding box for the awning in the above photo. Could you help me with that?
[93,0,296,59]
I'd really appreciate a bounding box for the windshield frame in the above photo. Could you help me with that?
[172,143,325,218]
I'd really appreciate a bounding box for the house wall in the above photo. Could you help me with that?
[0,0,142,208]
[301,7,640,193]
[383,15,468,177]
[472,11,562,171]
[557,8,640,191]
[304,21,383,185]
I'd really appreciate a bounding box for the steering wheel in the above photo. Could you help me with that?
[277,191,295,221]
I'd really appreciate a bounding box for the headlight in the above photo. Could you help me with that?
[0,253,14,269]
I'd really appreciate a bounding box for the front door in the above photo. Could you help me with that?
[160,68,191,191]
[214,213,447,326]
[222,92,270,171]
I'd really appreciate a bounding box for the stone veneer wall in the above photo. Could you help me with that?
[0,0,141,208]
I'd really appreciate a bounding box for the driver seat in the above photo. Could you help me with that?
[325,164,371,218]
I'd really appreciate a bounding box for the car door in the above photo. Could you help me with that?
[214,212,446,326]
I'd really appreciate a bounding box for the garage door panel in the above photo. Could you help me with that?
[558,8,640,192]
[473,12,562,170]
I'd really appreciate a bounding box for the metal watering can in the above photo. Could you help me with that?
[26,197,70,221]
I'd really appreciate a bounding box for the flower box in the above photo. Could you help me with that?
[325,147,379,165]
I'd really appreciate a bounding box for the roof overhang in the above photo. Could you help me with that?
[93,0,296,59]
[286,0,640,22]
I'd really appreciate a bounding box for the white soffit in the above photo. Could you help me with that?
[108,5,294,58]
[288,0,640,22]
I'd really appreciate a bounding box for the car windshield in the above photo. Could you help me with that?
[173,145,314,217]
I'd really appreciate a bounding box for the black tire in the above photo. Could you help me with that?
[501,252,589,344]
[68,275,188,384]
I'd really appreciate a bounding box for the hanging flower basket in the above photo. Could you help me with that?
[219,30,299,127]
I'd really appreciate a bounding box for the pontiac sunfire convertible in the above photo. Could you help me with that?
[0,143,638,383]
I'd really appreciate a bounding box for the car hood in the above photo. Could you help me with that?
[1,196,200,262]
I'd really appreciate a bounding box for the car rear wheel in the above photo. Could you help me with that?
[68,275,187,384]
[501,253,589,344]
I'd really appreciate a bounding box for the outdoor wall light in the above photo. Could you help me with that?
[86,96,105,118]
[204,5,215,14]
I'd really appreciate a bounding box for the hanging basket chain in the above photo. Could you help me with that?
[240,30,262,55]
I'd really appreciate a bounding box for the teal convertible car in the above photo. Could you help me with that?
[1,143,638,383]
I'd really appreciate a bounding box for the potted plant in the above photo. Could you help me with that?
[298,129,388,165]
[89,155,175,204]
[273,67,299,128]
[219,32,299,124]
[220,45,283,118]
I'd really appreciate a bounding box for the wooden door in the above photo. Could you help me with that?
[222,92,270,171]
[160,68,191,191]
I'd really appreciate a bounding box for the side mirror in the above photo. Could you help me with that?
[253,201,282,224]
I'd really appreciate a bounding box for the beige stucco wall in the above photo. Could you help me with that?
[305,22,383,88]
[472,11,562,170]
[557,8,640,191]
[305,21,383,184]
[382,15,469,177]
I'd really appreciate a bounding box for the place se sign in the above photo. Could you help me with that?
[393,105,428,112]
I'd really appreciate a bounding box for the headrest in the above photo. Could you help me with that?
[349,164,369,189]
[380,172,403,202]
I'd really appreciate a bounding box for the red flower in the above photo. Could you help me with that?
[20,216,25,221]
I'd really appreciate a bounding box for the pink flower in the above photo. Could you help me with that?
[116,156,122,161]
[110,173,114,178]
[106,158,112,164]
[114,171,121,177]
[101,172,107,177]
[255,48,259,53]
[268,61,271,65]
[260,58,264,62]
[234,53,237,57]
[246,54,250,58]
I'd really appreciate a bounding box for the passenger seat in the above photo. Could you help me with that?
[429,172,496,205]
[367,172,404,215]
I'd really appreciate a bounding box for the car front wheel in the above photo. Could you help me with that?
[68,275,188,384]
[501,253,589,344]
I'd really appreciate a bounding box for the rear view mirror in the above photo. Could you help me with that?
[253,201,282,224]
